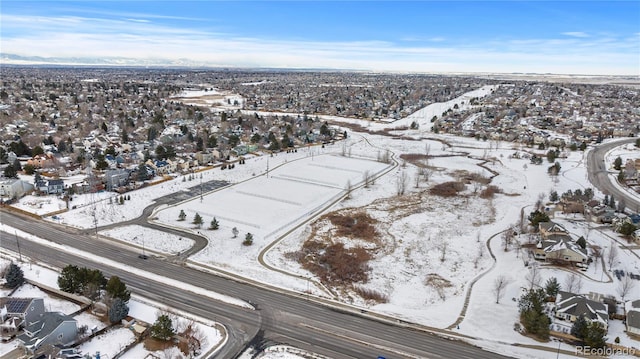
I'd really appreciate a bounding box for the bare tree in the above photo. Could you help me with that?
[525,264,542,290]
[502,229,514,252]
[493,275,511,304]
[363,170,371,188]
[438,240,449,262]
[422,166,433,182]
[618,275,636,301]
[345,180,352,199]
[396,170,408,196]
[591,246,602,272]
[607,244,619,268]
[184,320,207,357]
[535,192,546,211]
[564,273,583,293]
[414,169,421,188]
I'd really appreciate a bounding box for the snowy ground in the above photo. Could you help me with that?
[102,225,194,255]
[4,87,640,358]
[0,255,224,359]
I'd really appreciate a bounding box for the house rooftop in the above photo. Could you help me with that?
[556,291,608,326]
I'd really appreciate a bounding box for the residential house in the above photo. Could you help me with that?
[47,179,64,195]
[194,151,217,165]
[105,169,130,191]
[625,300,640,336]
[17,312,77,353]
[534,222,588,265]
[26,153,54,169]
[534,235,588,264]
[0,179,35,201]
[0,298,45,339]
[539,222,569,237]
[554,291,609,332]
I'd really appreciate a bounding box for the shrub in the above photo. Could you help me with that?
[353,286,389,303]
[327,212,378,241]
[480,185,502,199]
[300,241,371,286]
[429,181,466,197]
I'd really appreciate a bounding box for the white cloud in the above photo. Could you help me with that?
[1,14,637,75]
[562,31,590,38]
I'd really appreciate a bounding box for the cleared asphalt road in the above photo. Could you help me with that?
[0,210,513,359]
[586,138,640,211]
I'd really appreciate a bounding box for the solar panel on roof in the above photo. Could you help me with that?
[5,299,31,313]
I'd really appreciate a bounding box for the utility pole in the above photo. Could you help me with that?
[14,231,22,262]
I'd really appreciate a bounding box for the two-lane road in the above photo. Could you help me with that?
[586,138,640,211]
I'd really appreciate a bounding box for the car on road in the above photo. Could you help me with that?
[138,254,149,260]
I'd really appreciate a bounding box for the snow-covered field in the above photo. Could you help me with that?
[3,86,639,358]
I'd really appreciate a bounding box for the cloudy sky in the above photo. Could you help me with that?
[1,1,639,75]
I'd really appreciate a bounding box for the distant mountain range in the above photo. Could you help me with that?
[1,53,212,67]
[0,53,358,73]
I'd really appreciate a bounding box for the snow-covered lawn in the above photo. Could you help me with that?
[102,225,194,255]
[77,327,136,359]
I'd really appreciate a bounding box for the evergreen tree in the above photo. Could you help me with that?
[576,236,587,249]
[209,217,219,230]
[150,314,174,340]
[5,263,24,289]
[108,297,129,324]
[3,164,17,178]
[528,210,550,229]
[106,276,131,302]
[32,146,44,156]
[518,288,550,339]
[95,154,108,171]
[12,158,22,172]
[232,227,239,238]
[549,190,559,202]
[613,156,623,170]
[571,315,589,341]
[579,141,587,151]
[82,268,107,293]
[23,164,35,175]
[243,233,254,246]
[584,322,607,348]
[544,277,560,298]
[193,213,203,228]
[58,265,83,293]
[619,222,637,236]
[584,188,594,200]
[609,195,615,209]
[178,209,186,221]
